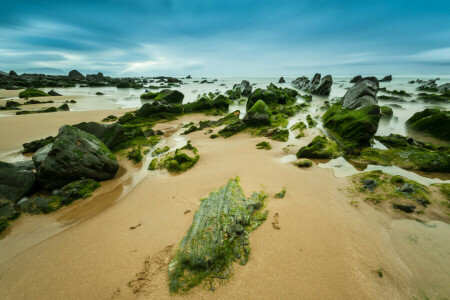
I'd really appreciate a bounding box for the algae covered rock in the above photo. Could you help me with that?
[22,136,55,153]
[246,84,298,111]
[135,101,183,119]
[168,178,267,292]
[322,104,381,153]
[233,80,252,97]
[0,161,37,203]
[380,106,393,118]
[140,89,184,104]
[406,108,450,141]
[243,99,272,126]
[18,88,49,98]
[183,94,230,113]
[33,125,119,190]
[150,142,199,173]
[296,136,342,159]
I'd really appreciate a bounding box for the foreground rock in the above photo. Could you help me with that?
[291,73,332,95]
[342,77,379,110]
[0,161,36,205]
[167,178,267,292]
[33,125,119,190]
[406,108,450,141]
[243,100,272,126]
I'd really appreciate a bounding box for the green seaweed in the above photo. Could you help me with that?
[256,141,271,150]
[296,136,342,159]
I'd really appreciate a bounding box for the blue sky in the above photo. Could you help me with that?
[0,0,449,76]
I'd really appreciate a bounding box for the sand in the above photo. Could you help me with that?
[0,102,447,299]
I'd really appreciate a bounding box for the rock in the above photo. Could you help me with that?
[9,70,18,76]
[33,125,119,190]
[48,89,62,96]
[135,101,183,118]
[101,115,117,122]
[278,77,286,83]
[16,197,32,211]
[233,80,252,97]
[0,161,37,203]
[380,106,393,119]
[406,108,450,141]
[96,92,105,95]
[186,75,192,79]
[22,136,55,153]
[246,84,298,111]
[379,75,392,82]
[296,136,342,159]
[438,83,450,93]
[362,179,377,191]
[73,122,130,150]
[68,70,85,80]
[18,88,49,98]
[243,100,272,126]
[342,77,379,110]
[57,103,69,111]
[393,203,415,213]
[183,95,230,113]
[292,73,333,95]
[350,75,362,83]
[0,202,15,218]
[417,79,438,92]
[322,104,381,153]
[140,89,184,104]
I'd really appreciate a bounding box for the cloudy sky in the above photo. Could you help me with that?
[0,0,449,76]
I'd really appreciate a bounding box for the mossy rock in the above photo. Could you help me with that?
[140,89,184,104]
[128,147,143,163]
[256,141,271,150]
[306,115,317,127]
[291,121,307,138]
[183,95,230,114]
[296,136,342,159]
[380,106,393,118]
[0,217,9,233]
[406,108,450,141]
[271,128,289,142]
[19,88,49,98]
[243,100,272,126]
[152,146,170,156]
[168,178,267,292]
[322,104,381,153]
[295,159,313,168]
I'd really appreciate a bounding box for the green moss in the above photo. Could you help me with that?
[306,115,317,127]
[152,146,170,156]
[297,136,342,159]
[406,108,449,141]
[148,158,158,170]
[168,178,267,293]
[290,121,307,138]
[18,88,49,98]
[270,113,288,128]
[437,183,450,201]
[380,106,393,118]
[256,141,271,150]
[0,217,10,233]
[275,188,286,198]
[210,134,219,139]
[182,125,199,135]
[101,115,118,122]
[271,129,289,142]
[128,146,143,163]
[295,159,313,168]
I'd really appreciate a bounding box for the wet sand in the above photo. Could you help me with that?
[0,90,448,299]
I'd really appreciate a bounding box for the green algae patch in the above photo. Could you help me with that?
[290,121,307,138]
[406,108,449,141]
[256,141,271,150]
[168,178,268,293]
[150,141,199,173]
[152,145,170,156]
[297,136,343,159]
[295,159,313,168]
[275,188,286,198]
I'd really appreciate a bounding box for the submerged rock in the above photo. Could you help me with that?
[33,125,119,190]
[168,178,267,292]
[342,77,379,110]
[292,73,333,95]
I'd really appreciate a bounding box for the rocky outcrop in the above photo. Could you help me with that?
[406,108,450,141]
[379,75,392,82]
[291,73,332,95]
[342,77,379,110]
[243,100,272,126]
[417,79,438,91]
[438,83,450,93]
[68,70,85,80]
[33,125,119,190]
[140,89,184,104]
[134,101,183,118]
[0,161,37,205]
[278,77,286,83]
[48,89,62,96]
[350,75,362,83]
[183,95,230,113]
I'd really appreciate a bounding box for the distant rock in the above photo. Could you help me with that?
[292,73,332,95]
[233,80,252,97]
[68,69,85,80]
[9,70,18,76]
[417,79,438,91]
[342,77,379,110]
[0,160,37,204]
[278,77,286,83]
[379,75,392,82]
[96,92,105,95]
[33,125,119,190]
[438,83,450,93]
[349,75,362,83]
[186,75,192,79]
[48,89,62,96]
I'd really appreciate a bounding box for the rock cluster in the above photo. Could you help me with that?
[291,73,332,95]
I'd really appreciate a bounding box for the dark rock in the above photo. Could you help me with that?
[233,80,252,97]
[186,75,192,79]
[342,77,379,110]
[57,103,69,111]
[48,90,62,96]
[292,73,333,95]
[22,136,55,153]
[406,108,450,141]
[68,70,85,80]
[74,122,131,150]
[350,75,362,83]
[9,70,18,76]
[379,75,392,82]
[362,179,377,191]
[393,203,415,213]
[96,92,105,95]
[243,100,271,126]
[0,202,15,218]
[438,83,450,93]
[33,125,119,190]
[183,95,230,113]
[0,161,37,203]
[140,89,184,104]
[278,77,286,83]
[135,101,183,118]
[417,79,438,92]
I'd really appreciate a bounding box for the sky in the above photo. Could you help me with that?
[0,0,449,76]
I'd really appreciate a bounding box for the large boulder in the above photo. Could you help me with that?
[33,125,119,190]
[342,77,379,110]
[135,101,183,118]
[406,108,450,141]
[292,73,332,95]
[73,122,132,150]
[68,70,85,80]
[246,84,298,111]
[140,89,184,104]
[233,80,252,97]
[0,160,37,203]
[243,100,272,126]
[322,104,381,153]
[183,95,230,113]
